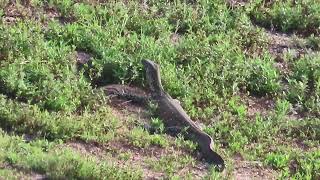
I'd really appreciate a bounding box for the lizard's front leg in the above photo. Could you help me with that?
[165,126,184,136]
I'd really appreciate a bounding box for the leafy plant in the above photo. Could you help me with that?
[250,0,320,35]
[247,54,281,95]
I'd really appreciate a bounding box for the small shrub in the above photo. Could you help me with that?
[250,0,320,35]
[265,152,290,169]
[128,127,169,148]
[247,55,281,95]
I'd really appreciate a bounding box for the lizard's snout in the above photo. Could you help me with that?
[141,59,157,68]
[141,59,150,66]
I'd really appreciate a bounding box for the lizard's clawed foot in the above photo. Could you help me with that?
[141,123,156,134]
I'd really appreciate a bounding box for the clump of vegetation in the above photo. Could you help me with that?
[285,53,320,115]
[146,153,195,177]
[0,21,92,112]
[127,127,169,148]
[247,53,281,95]
[250,0,320,36]
[0,130,142,179]
[0,94,119,142]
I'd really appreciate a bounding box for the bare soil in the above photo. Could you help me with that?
[241,93,275,118]
[233,159,277,180]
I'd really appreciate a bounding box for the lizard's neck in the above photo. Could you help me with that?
[145,62,165,96]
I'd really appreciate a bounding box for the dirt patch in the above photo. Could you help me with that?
[232,155,277,180]
[1,1,75,25]
[43,6,60,19]
[106,140,167,179]
[4,3,31,17]
[241,92,306,120]
[2,16,17,24]
[63,139,209,179]
[2,2,32,24]
[265,31,316,78]
[67,140,167,179]
[101,84,151,127]
[267,31,308,60]
[227,0,249,8]
[0,162,47,180]
[64,140,105,157]
[42,5,76,26]
[267,30,319,68]
[170,33,181,45]
[240,93,275,118]
[109,97,150,123]
[233,161,277,180]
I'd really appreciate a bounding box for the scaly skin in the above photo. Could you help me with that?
[142,59,225,170]
[100,84,149,104]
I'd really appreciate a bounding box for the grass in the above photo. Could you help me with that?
[0,0,319,179]
[0,130,142,179]
[0,94,118,142]
[250,0,320,36]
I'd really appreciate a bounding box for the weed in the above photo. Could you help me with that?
[247,53,281,95]
[147,153,194,177]
[0,130,142,179]
[128,127,169,148]
[250,0,320,36]
[150,118,165,134]
[0,94,118,142]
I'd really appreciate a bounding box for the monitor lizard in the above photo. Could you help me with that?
[141,59,224,170]
[100,60,225,170]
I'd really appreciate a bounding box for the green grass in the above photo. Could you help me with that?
[146,153,194,177]
[0,94,118,141]
[0,130,142,179]
[250,0,320,36]
[0,0,319,179]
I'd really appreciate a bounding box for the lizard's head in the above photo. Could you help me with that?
[141,59,164,95]
[142,59,158,72]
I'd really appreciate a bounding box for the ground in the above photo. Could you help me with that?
[0,0,319,179]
